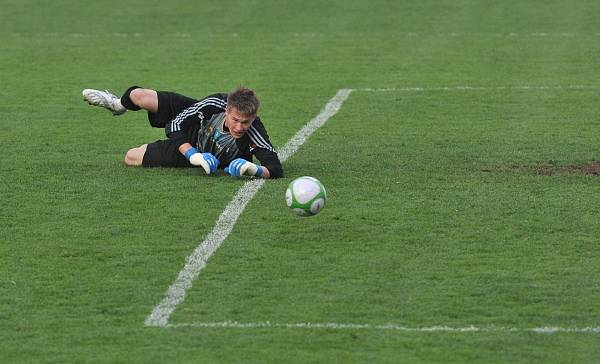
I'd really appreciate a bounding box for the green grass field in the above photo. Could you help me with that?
[2,0,600,362]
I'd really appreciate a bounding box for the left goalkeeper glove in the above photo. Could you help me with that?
[224,158,264,177]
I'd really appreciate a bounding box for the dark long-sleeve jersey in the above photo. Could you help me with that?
[165,93,283,178]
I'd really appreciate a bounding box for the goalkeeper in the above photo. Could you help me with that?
[82,86,283,179]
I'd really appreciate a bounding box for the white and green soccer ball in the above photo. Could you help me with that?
[285,176,327,216]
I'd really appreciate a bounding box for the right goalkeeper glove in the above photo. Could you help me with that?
[184,147,219,174]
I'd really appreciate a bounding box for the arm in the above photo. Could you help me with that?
[179,142,219,174]
[165,94,228,153]
[246,120,283,178]
[259,166,271,179]
[165,95,227,173]
[256,158,281,179]
[178,142,194,155]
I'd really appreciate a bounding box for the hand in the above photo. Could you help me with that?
[224,158,263,177]
[185,148,219,174]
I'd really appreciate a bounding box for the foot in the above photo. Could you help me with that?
[82,89,127,115]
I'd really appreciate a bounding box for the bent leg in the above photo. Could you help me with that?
[129,88,159,113]
[124,140,190,168]
[124,144,147,166]
[121,87,159,113]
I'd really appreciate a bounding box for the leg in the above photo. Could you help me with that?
[144,91,199,128]
[128,139,191,168]
[82,89,127,115]
[124,144,147,166]
[128,88,158,113]
[82,86,160,115]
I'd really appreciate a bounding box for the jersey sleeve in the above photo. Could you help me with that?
[246,118,283,178]
[165,93,227,149]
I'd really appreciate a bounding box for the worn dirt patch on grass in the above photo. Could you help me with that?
[533,161,600,176]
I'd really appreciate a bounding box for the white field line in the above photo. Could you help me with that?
[357,85,600,92]
[168,321,600,334]
[12,32,600,38]
[144,89,353,327]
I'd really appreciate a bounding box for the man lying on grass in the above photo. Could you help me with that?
[82,86,283,179]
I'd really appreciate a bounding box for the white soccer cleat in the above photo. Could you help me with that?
[82,89,127,115]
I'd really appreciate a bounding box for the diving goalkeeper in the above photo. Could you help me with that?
[82,86,283,179]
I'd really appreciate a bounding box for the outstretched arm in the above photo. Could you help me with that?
[240,120,283,178]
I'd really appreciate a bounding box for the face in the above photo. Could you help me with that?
[224,106,255,139]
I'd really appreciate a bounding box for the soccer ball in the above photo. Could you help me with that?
[285,176,327,216]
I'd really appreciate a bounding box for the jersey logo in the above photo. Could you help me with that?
[198,111,205,121]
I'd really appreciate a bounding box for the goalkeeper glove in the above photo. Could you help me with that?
[224,158,264,177]
[184,147,219,174]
